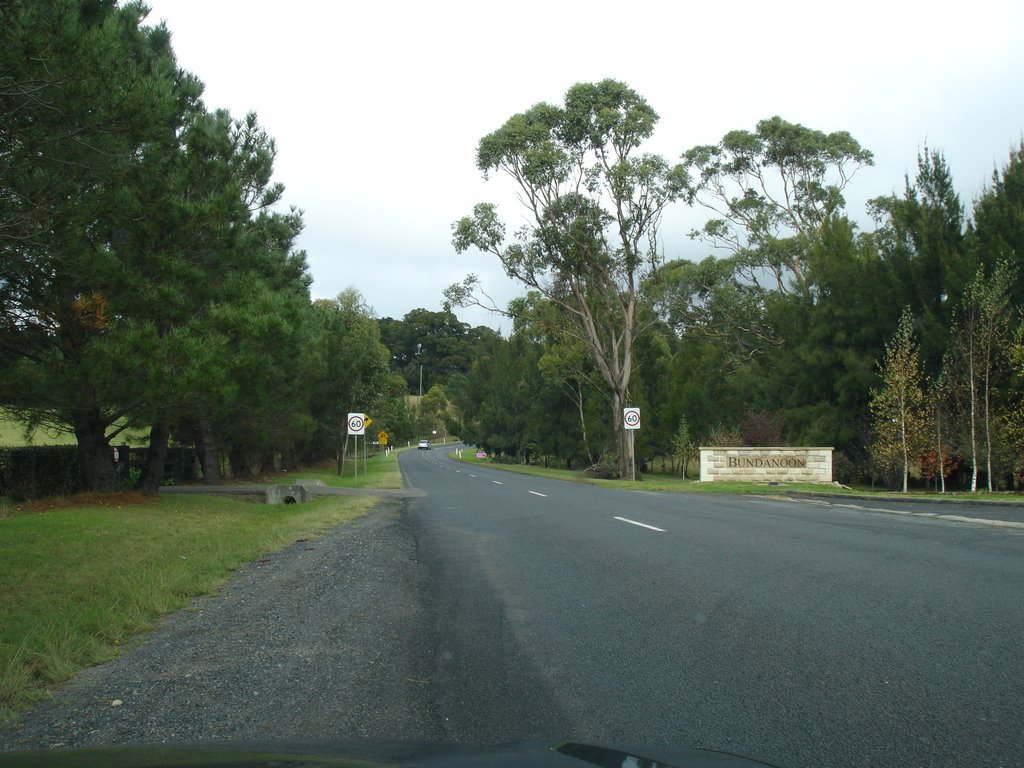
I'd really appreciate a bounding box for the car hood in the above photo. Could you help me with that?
[0,739,781,767]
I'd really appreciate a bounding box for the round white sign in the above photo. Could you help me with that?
[623,407,641,430]
[347,413,365,435]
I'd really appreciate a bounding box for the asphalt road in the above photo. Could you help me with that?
[399,447,1024,767]
[3,447,1023,768]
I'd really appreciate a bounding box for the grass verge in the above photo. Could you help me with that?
[281,448,405,490]
[0,492,375,721]
[451,453,1024,501]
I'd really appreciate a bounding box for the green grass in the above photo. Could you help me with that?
[0,408,149,448]
[284,446,405,489]
[453,456,837,494]
[0,411,74,447]
[451,454,1024,501]
[0,492,376,720]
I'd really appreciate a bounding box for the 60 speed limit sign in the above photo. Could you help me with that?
[347,413,366,435]
[623,407,641,430]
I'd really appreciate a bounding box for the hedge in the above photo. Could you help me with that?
[0,446,81,502]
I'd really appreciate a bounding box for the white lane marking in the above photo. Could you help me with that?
[835,502,915,515]
[614,516,665,532]
[529,491,547,498]
[492,480,503,485]
[469,474,477,478]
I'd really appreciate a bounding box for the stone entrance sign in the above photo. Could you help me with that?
[700,447,833,483]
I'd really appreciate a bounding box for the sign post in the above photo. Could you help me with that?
[623,407,641,482]
[362,417,372,475]
[348,413,365,479]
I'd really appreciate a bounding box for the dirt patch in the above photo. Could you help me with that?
[10,491,151,514]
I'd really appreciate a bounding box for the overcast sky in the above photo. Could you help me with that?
[143,0,1023,331]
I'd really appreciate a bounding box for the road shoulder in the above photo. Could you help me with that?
[0,500,439,750]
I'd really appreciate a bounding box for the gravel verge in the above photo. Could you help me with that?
[0,499,439,751]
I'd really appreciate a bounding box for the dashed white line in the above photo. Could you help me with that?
[529,491,547,498]
[492,480,503,485]
[614,516,665,532]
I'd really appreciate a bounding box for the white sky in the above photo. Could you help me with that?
[144,0,1024,330]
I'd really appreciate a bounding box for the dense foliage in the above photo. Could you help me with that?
[448,80,686,479]
[377,308,500,396]
[450,102,1024,491]
[2,13,1020,497]
[0,0,409,492]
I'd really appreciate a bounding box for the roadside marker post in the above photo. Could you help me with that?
[348,412,366,479]
[623,407,641,482]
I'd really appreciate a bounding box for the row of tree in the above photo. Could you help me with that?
[0,1,412,491]
[3,15,1020,496]
[445,81,1024,489]
[377,308,499,395]
[872,262,1021,493]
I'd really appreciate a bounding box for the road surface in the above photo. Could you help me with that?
[398,448,1024,766]
[3,446,1022,768]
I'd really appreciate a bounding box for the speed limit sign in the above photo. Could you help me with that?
[623,407,641,430]
[347,413,366,435]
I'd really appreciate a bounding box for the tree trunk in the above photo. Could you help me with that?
[338,432,351,477]
[72,408,120,492]
[900,406,909,494]
[574,381,593,466]
[613,390,634,481]
[138,418,170,494]
[229,447,246,479]
[280,446,296,471]
[968,344,978,492]
[196,416,222,485]
[983,359,994,492]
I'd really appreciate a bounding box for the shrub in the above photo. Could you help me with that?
[585,451,620,479]
[0,447,81,502]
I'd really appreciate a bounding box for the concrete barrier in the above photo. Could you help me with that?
[265,484,309,504]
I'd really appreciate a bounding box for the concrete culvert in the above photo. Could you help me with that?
[265,484,308,505]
